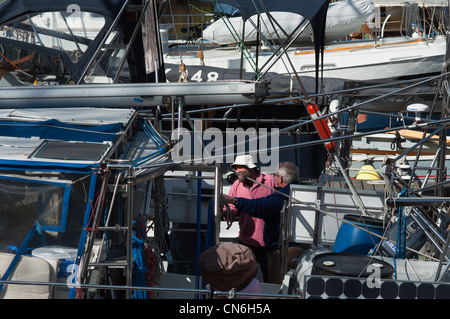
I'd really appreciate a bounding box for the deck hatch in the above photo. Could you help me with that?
[31,140,109,161]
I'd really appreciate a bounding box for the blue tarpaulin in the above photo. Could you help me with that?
[0,119,123,143]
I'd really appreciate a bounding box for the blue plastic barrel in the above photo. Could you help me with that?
[333,214,384,255]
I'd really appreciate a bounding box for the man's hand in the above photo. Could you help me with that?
[222,194,235,205]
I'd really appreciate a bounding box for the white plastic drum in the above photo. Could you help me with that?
[32,246,78,278]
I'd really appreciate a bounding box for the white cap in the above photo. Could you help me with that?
[231,154,257,169]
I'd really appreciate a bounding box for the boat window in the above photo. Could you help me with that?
[83,27,131,83]
[0,11,106,63]
[0,174,72,250]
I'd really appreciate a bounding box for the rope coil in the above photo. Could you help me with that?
[219,197,234,230]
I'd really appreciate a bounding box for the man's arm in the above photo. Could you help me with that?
[222,193,284,220]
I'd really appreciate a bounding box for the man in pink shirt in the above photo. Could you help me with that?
[226,154,276,282]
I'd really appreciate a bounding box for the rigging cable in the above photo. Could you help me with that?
[211,0,261,77]
[167,0,183,62]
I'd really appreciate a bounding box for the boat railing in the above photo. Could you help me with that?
[0,278,301,299]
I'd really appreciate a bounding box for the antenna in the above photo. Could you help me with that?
[406,103,429,123]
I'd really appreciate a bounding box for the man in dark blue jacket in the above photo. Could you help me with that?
[222,162,309,283]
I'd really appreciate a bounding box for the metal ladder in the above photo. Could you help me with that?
[75,168,135,299]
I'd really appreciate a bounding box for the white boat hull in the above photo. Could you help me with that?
[165,36,446,90]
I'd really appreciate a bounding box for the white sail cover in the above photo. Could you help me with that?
[203,0,375,45]
[371,0,447,6]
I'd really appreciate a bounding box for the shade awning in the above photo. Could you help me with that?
[0,0,126,24]
[208,0,330,22]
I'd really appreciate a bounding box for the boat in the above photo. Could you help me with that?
[0,0,449,303]
[161,0,450,300]
[164,0,447,99]
[202,0,376,45]
[0,0,269,300]
[164,35,446,96]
